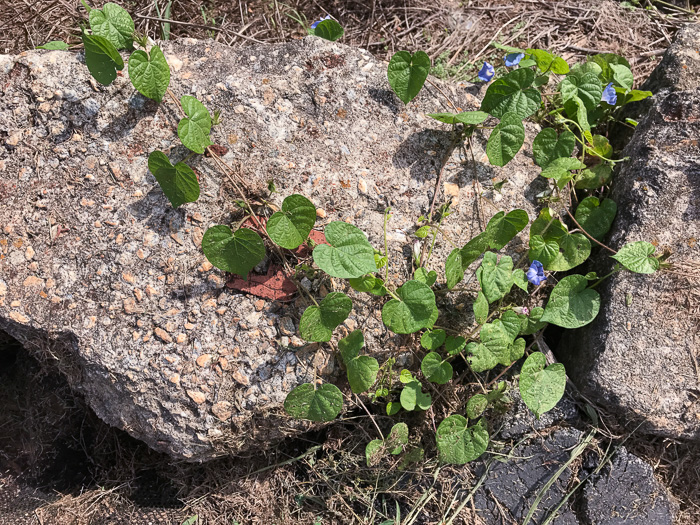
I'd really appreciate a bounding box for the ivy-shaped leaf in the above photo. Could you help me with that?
[526,48,569,74]
[338,330,379,394]
[486,112,526,167]
[467,321,524,372]
[436,416,489,465]
[611,241,660,274]
[267,194,316,249]
[519,352,566,418]
[611,63,633,91]
[529,208,591,271]
[414,267,437,287]
[520,306,546,335]
[313,222,377,278]
[575,164,613,189]
[421,352,453,384]
[513,269,528,291]
[480,68,541,119]
[382,280,436,334]
[575,197,617,241]
[485,209,529,250]
[420,329,446,350]
[201,225,265,280]
[387,51,431,104]
[177,95,213,154]
[89,2,134,50]
[300,292,353,342]
[82,32,124,86]
[466,394,488,419]
[445,335,466,356]
[476,252,514,303]
[400,380,432,411]
[147,150,200,208]
[540,157,586,181]
[128,45,170,102]
[309,19,344,41]
[559,72,603,111]
[541,275,601,328]
[284,383,343,422]
[532,128,576,168]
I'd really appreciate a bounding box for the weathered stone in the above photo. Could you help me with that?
[0,37,544,460]
[560,25,700,440]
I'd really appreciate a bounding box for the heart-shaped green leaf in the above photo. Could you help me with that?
[498,310,522,342]
[541,275,601,328]
[89,2,134,50]
[485,209,529,250]
[128,45,170,102]
[591,53,630,83]
[529,208,590,271]
[420,329,446,351]
[519,352,566,418]
[436,416,489,464]
[414,267,437,287]
[575,164,613,189]
[427,111,489,125]
[461,232,490,268]
[82,32,124,86]
[520,306,546,335]
[267,194,316,249]
[466,394,488,420]
[445,248,464,290]
[201,225,265,280]
[486,112,525,167]
[310,19,344,41]
[349,275,386,296]
[284,383,343,422]
[445,335,466,356]
[387,50,431,104]
[467,319,525,372]
[421,352,453,384]
[300,292,353,342]
[177,95,213,154]
[400,380,432,411]
[365,439,384,467]
[386,422,409,454]
[611,241,659,274]
[526,49,569,74]
[339,330,379,393]
[560,72,603,111]
[575,197,617,241]
[610,63,633,91]
[476,252,514,303]
[36,41,69,50]
[512,269,528,291]
[382,280,436,334]
[313,222,376,278]
[532,128,576,168]
[473,291,489,325]
[529,235,559,268]
[147,150,200,208]
[480,68,541,119]
[540,157,586,180]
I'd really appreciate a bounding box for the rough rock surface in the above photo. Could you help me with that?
[559,24,700,440]
[473,429,675,525]
[0,37,546,460]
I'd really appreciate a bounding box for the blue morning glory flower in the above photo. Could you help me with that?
[478,62,495,82]
[526,260,547,286]
[311,15,332,29]
[602,82,617,105]
[504,53,525,67]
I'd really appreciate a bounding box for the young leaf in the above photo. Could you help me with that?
[512,269,528,291]
[466,394,488,419]
[381,280,436,334]
[313,222,376,278]
[484,209,529,250]
[400,380,432,411]
[532,128,576,168]
[473,290,489,325]
[610,63,633,91]
[82,32,124,86]
[310,19,344,41]
[445,335,466,356]
[36,41,69,50]
[414,267,437,287]
[486,112,525,167]
[267,194,316,249]
[300,292,353,342]
[525,48,569,74]
[339,330,379,393]
[365,439,384,466]
[480,68,541,119]
[541,275,601,328]
[387,50,431,104]
[420,329,446,351]
[519,352,566,418]
[436,416,489,464]
[386,422,409,454]
[540,157,586,181]
[89,2,134,50]
[560,72,603,111]
[476,252,514,303]
[611,241,659,274]
[575,197,617,241]
[128,45,170,102]
[147,150,200,208]
[427,111,489,125]
[201,225,265,279]
[284,383,343,422]
[177,95,213,154]
[421,352,453,384]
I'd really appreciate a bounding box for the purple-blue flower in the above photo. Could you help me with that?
[311,14,332,29]
[526,260,547,286]
[478,62,495,82]
[504,52,525,67]
[602,82,617,105]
